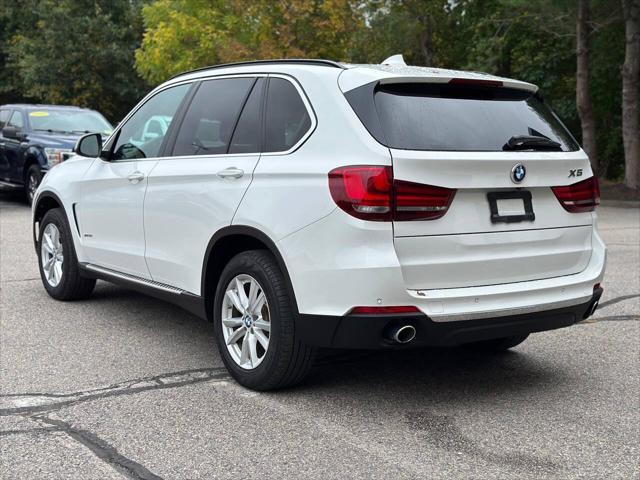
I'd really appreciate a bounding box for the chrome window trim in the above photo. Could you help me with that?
[101,71,316,163]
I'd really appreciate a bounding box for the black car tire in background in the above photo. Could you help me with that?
[37,208,96,300]
[25,164,43,205]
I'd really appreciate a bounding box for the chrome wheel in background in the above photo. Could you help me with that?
[27,171,39,202]
[41,223,64,287]
[221,274,271,370]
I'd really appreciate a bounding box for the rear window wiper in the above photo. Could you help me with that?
[503,135,562,151]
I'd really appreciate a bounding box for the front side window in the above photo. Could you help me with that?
[111,83,190,161]
[0,110,10,129]
[172,77,255,157]
[8,111,24,129]
[264,78,312,153]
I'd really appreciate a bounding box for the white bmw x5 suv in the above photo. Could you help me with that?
[33,58,606,390]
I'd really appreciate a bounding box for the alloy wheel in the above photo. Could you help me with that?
[221,274,271,370]
[41,223,64,287]
[27,172,39,202]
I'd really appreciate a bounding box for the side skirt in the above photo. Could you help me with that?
[79,263,207,320]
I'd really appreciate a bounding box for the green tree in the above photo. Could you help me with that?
[352,0,466,67]
[6,0,147,122]
[135,0,364,84]
[0,0,38,104]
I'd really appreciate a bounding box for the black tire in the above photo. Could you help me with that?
[38,208,96,300]
[213,250,316,390]
[25,165,43,206]
[462,334,529,352]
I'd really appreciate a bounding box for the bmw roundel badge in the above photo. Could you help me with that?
[511,163,526,184]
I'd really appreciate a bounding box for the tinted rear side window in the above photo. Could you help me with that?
[348,83,578,152]
[173,77,254,156]
[229,78,264,154]
[264,78,312,153]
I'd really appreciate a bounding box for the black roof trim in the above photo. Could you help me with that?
[169,59,345,80]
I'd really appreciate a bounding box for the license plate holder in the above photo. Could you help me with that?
[487,191,535,224]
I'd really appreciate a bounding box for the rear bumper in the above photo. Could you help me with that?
[296,288,602,349]
[280,208,606,319]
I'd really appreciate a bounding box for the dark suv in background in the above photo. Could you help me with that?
[0,104,113,203]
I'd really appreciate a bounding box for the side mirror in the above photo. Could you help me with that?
[2,126,24,141]
[74,132,102,158]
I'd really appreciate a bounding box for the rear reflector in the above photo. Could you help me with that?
[328,165,456,222]
[349,306,420,315]
[551,176,600,213]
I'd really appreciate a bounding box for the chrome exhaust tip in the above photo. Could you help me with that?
[387,325,417,344]
[586,300,599,319]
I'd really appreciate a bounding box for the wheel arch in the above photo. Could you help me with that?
[32,191,64,250]
[22,149,46,181]
[201,226,298,322]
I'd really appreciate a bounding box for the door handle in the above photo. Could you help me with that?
[127,171,145,184]
[217,167,244,179]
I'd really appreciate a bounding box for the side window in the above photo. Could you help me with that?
[264,78,312,153]
[229,78,265,154]
[111,83,190,161]
[8,111,24,129]
[0,110,10,129]
[172,77,255,156]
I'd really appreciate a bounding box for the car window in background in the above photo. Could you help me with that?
[264,78,311,153]
[111,83,190,161]
[8,111,24,129]
[373,83,579,152]
[229,78,264,154]
[28,109,113,135]
[172,77,255,156]
[0,110,10,129]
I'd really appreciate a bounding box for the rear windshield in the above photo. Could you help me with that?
[346,82,579,152]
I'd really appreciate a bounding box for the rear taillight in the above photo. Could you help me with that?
[551,176,600,213]
[448,78,503,88]
[394,180,456,221]
[328,166,393,221]
[328,165,456,222]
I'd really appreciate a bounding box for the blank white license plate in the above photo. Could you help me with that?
[496,198,526,216]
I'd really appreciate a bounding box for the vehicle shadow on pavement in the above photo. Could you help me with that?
[89,281,569,399]
[309,344,568,395]
[0,190,28,206]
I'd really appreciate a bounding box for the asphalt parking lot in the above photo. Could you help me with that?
[0,191,638,480]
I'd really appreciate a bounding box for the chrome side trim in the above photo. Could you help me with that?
[84,264,184,295]
[0,180,22,189]
[425,296,592,322]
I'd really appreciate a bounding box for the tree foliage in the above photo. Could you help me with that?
[354,0,627,180]
[2,0,147,122]
[135,0,364,84]
[0,0,633,183]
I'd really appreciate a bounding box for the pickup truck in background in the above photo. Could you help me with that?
[0,104,113,204]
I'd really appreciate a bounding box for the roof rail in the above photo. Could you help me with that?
[168,59,346,80]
